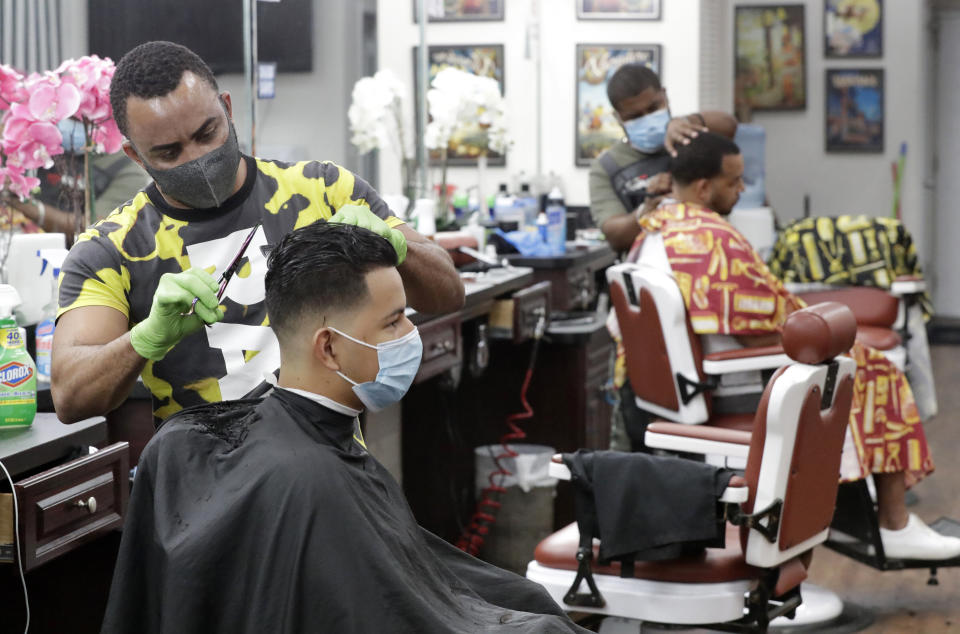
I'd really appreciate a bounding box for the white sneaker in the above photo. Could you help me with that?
[879,513,960,560]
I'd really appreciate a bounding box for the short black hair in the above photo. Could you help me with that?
[265,222,398,344]
[606,63,662,110]
[109,41,218,138]
[669,132,741,186]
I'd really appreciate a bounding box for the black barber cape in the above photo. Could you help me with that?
[102,390,587,634]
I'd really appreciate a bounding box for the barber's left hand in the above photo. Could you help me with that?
[665,117,709,157]
[329,204,408,265]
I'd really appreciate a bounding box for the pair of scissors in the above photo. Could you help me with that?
[182,222,262,317]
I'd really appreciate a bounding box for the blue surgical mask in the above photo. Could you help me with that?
[623,107,670,153]
[57,118,87,153]
[331,326,423,411]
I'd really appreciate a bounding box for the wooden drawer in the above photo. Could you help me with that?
[415,313,462,384]
[15,442,129,571]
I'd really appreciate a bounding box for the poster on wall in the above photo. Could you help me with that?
[577,0,661,20]
[414,0,504,22]
[734,5,807,112]
[825,68,884,152]
[414,44,505,165]
[824,0,882,58]
[575,44,661,166]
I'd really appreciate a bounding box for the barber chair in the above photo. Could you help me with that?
[784,280,928,371]
[605,261,791,469]
[526,303,857,633]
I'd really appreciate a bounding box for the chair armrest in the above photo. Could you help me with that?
[645,421,752,460]
[550,455,571,481]
[890,277,926,295]
[702,346,791,375]
[719,484,749,504]
[550,454,749,501]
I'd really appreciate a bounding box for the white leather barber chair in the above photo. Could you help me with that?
[526,303,857,633]
[606,261,790,469]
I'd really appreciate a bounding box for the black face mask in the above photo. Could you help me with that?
[137,100,242,209]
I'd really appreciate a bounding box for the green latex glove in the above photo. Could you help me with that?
[129,268,225,361]
[329,204,407,265]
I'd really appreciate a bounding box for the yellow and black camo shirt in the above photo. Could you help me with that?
[57,155,403,421]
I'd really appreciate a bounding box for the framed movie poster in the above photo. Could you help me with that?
[577,0,661,20]
[825,68,884,153]
[825,0,882,58]
[414,44,505,165]
[575,44,661,166]
[734,5,807,111]
[414,0,504,22]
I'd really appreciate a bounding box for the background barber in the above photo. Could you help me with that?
[589,63,738,253]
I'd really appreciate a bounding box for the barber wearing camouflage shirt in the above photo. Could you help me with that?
[53,41,463,424]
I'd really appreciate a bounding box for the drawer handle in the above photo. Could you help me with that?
[73,496,98,514]
[431,340,454,354]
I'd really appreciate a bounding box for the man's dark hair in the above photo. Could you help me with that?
[109,41,219,138]
[265,222,398,343]
[669,132,741,186]
[606,63,662,111]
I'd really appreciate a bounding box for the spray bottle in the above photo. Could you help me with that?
[0,285,37,428]
[35,249,68,389]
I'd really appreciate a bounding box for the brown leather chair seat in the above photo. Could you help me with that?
[648,416,754,446]
[797,287,898,328]
[855,325,902,351]
[534,522,761,584]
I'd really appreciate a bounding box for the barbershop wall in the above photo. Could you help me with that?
[217,0,374,172]
[375,0,705,207]
[713,0,934,268]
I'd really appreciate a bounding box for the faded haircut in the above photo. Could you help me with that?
[669,132,741,186]
[265,221,398,343]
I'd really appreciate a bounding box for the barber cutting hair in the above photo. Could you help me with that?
[52,41,463,426]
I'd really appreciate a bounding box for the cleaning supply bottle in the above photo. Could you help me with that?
[34,248,67,390]
[493,183,519,230]
[0,285,37,428]
[517,183,538,232]
[545,187,567,255]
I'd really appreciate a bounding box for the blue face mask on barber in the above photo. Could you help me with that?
[622,107,671,153]
[57,118,87,153]
[330,326,423,411]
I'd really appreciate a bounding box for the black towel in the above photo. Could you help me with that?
[563,450,735,564]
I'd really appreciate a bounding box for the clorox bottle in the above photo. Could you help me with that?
[0,285,37,428]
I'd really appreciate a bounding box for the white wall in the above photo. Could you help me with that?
[376,0,704,206]
[715,0,933,265]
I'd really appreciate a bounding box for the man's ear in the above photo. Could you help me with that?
[221,91,233,120]
[694,178,713,206]
[122,141,144,168]
[312,327,341,372]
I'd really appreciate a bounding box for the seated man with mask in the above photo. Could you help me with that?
[618,132,960,561]
[101,222,588,633]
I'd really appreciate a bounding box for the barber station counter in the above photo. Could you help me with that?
[504,241,617,311]
[0,414,130,633]
[400,249,616,545]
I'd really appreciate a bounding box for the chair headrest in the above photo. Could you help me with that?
[781,302,856,364]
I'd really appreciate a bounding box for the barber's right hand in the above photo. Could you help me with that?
[129,268,224,361]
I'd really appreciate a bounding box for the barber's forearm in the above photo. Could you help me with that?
[51,333,147,422]
[601,214,642,253]
[7,197,76,235]
[397,230,465,314]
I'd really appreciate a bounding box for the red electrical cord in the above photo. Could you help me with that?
[457,321,543,556]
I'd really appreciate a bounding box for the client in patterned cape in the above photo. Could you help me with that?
[100,222,587,633]
[616,132,960,561]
